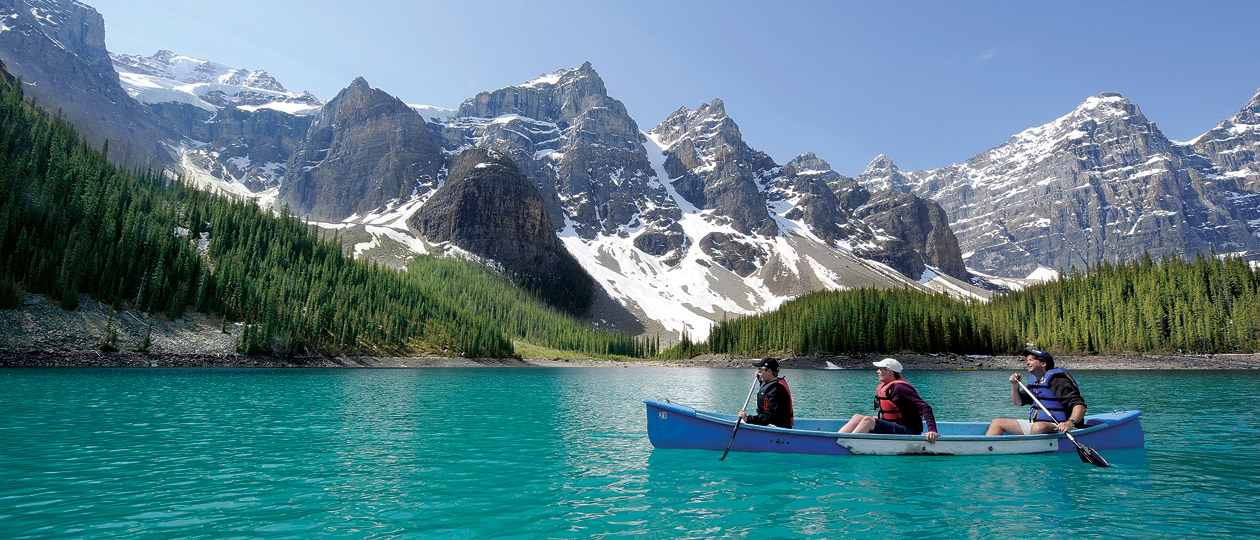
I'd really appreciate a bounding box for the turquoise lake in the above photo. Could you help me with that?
[1,367,1257,539]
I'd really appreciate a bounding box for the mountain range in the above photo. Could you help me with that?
[3,0,1258,343]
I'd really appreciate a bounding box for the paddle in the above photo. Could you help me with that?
[1016,379,1110,467]
[720,375,760,461]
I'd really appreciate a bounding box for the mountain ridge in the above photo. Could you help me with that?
[4,0,1258,343]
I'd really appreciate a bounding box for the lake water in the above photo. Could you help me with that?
[1,367,1256,539]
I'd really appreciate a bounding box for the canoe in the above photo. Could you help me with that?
[643,398,1144,456]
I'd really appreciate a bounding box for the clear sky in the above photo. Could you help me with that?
[87,0,1260,176]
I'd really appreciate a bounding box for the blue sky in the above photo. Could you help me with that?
[88,0,1260,175]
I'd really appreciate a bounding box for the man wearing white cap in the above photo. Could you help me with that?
[838,358,938,443]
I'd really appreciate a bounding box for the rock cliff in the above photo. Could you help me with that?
[280,77,442,220]
[0,0,177,170]
[410,148,594,314]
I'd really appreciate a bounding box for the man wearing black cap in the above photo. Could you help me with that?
[738,358,794,428]
[985,348,1087,436]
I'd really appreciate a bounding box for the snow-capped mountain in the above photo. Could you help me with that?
[11,0,1259,344]
[859,92,1260,277]
[258,66,978,340]
[106,50,323,193]
[111,49,320,114]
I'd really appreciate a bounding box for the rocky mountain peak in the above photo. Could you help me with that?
[856,89,1260,278]
[652,98,740,148]
[346,76,371,94]
[786,152,838,177]
[855,154,915,193]
[279,77,442,220]
[437,63,666,241]
[649,99,777,237]
[863,154,897,175]
[457,62,617,125]
[1239,88,1260,118]
[111,50,288,93]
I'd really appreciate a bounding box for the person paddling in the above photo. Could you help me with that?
[838,358,938,444]
[738,357,794,428]
[985,348,1087,436]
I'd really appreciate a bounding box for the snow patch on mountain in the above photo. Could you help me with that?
[111,50,320,113]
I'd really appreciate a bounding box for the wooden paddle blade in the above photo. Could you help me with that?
[1074,440,1110,467]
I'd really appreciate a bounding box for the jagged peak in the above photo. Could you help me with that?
[1070,92,1143,121]
[521,61,603,89]
[863,154,899,174]
[788,151,833,172]
[327,77,375,102]
[699,98,726,116]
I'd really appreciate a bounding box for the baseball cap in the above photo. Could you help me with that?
[872,358,903,373]
[1020,349,1054,362]
[753,357,779,371]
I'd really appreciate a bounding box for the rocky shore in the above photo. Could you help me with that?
[3,350,1256,370]
[2,293,1257,369]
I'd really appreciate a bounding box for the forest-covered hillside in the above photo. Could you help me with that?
[0,72,655,359]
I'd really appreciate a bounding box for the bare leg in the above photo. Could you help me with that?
[986,418,1023,436]
[851,415,877,434]
[1028,421,1058,434]
[838,414,867,433]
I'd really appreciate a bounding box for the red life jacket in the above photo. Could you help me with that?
[876,379,914,421]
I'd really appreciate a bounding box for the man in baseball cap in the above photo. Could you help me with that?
[986,348,1086,436]
[739,357,793,428]
[838,358,938,443]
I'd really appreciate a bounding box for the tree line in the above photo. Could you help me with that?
[664,253,1260,359]
[0,73,656,358]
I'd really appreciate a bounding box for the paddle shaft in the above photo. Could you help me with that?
[1016,378,1085,445]
[719,375,760,461]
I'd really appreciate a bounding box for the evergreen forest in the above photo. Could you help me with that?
[665,253,1260,358]
[0,73,655,359]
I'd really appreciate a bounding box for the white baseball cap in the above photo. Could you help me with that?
[872,358,903,373]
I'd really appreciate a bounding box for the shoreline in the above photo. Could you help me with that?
[5,292,1258,370]
[2,350,1257,369]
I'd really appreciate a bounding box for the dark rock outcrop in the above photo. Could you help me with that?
[410,148,595,314]
[280,77,442,219]
[854,190,967,278]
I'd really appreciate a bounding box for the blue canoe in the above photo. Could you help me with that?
[644,398,1144,456]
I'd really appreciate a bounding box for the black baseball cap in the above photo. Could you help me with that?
[753,357,779,371]
[1020,348,1054,362]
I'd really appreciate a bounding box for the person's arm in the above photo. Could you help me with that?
[1050,376,1087,431]
[744,386,771,425]
[897,385,938,443]
[1009,373,1031,406]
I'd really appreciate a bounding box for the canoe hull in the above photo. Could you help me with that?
[644,399,1144,456]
